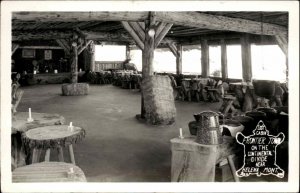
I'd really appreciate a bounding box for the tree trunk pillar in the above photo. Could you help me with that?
[241,34,252,82]
[221,39,228,81]
[201,39,209,78]
[70,42,78,83]
[176,44,183,75]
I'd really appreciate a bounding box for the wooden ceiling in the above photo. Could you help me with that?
[12,11,288,45]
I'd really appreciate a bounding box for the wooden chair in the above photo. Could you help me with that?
[181,80,191,101]
[219,82,237,116]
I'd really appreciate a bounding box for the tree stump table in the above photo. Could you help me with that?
[22,125,85,165]
[12,162,87,182]
[61,83,89,96]
[11,112,65,169]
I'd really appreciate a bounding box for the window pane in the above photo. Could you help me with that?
[153,48,176,73]
[251,45,286,82]
[227,45,243,79]
[182,45,201,75]
[209,45,221,77]
[95,45,126,61]
[130,49,142,71]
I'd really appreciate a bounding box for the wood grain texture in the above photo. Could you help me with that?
[176,44,183,75]
[241,34,252,82]
[221,39,228,80]
[12,162,87,182]
[121,21,144,50]
[170,136,240,182]
[201,39,209,78]
[155,12,287,36]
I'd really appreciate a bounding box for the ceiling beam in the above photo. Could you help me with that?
[155,12,287,36]
[12,12,148,22]
[12,30,73,41]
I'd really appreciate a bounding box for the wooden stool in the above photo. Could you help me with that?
[219,95,237,115]
[12,162,87,182]
[22,125,85,165]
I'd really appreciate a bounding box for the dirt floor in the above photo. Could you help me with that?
[17,84,288,182]
[17,84,222,182]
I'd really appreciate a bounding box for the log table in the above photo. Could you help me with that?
[22,125,85,165]
[12,162,87,182]
[170,136,240,182]
[11,112,65,169]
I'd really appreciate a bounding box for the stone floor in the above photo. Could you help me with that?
[17,84,287,182]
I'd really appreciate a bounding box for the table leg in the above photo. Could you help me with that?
[13,137,18,167]
[31,148,38,164]
[45,149,51,162]
[57,147,64,162]
[68,144,76,165]
[227,155,240,182]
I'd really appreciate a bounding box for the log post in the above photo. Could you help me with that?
[221,39,228,81]
[201,39,209,78]
[241,34,252,82]
[70,42,78,83]
[88,41,95,72]
[140,12,156,118]
[176,44,182,75]
[126,44,131,60]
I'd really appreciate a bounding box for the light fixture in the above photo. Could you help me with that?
[72,42,77,47]
[148,29,155,37]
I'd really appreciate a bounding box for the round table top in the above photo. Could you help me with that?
[23,125,85,149]
[12,112,65,134]
[12,162,87,182]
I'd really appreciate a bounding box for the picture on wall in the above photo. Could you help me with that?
[44,50,52,60]
[22,49,35,58]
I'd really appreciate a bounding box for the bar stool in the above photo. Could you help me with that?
[22,125,85,165]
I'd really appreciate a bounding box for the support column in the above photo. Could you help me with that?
[201,39,209,78]
[89,41,95,72]
[221,39,228,81]
[241,34,252,82]
[176,44,182,75]
[70,42,78,83]
[126,44,131,60]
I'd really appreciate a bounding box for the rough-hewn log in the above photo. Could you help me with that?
[221,39,228,80]
[201,39,209,78]
[126,44,131,60]
[128,22,145,42]
[12,30,72,41]
[155,12,287,36]
[88,41,95,71]
[12,43,19,56]
[121,21,144,50]
[154,23,173,48]
[155,22,167,39]
[70,42,78,83]
[56,39,71,55]
[274,35,288,56]
[167,42,177,57]
[78,40,93,55]
[241,34,252,82]
[142,15,155,77]
[18,46,63,50]
[13,12,148,22]
[176,44,183,75]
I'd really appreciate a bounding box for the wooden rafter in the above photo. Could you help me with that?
[155,12,287,36]
[274,35,288,56]
[128,22,145,42]
[56,39,71,55]
[78,40,93,55]
[121,21,144,50]
[12,43,19,56]
[154,23,173,48]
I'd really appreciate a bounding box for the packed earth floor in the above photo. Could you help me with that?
[17,84,287,182]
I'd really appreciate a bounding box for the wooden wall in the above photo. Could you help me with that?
[12,48,67,73]
[94,61,124,71]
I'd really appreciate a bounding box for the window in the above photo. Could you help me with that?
[227,45,243,79]
[95,45,126,61]
[251,45,286,82]
[22,49,35,58]
[182,45,201,74]
[209,45,221,77]
[153,48,176,73]
[130,49,142,71]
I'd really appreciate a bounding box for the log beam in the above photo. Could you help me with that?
[121,21,144,50]
[78,40,93,55]
[12,43,19,56]
[167,42,177,57]
[176,44,183,75]
[128,22,145,42]
[201,39,209,78]
[70,42,78,83]
[155,12,287,36]
[13,12,148,22]
[241,34,252,82]
[88,41,95,71]
[154,23,173,48]
[12,30,72,41]
[221,39,228,81]
[274,35,288,56]
[56,39,71,55]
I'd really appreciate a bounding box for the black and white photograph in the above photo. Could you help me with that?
[1,1,299,192]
